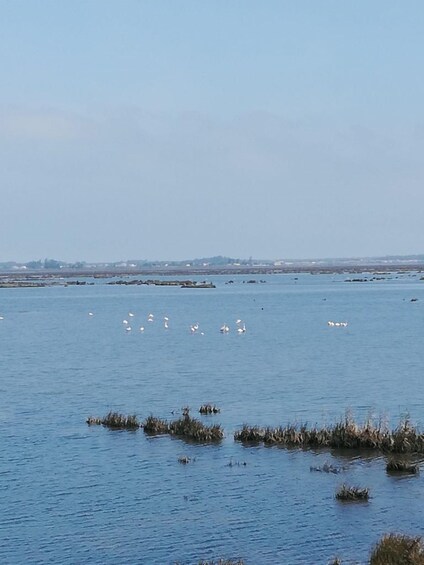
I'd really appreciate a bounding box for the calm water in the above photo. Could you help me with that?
[1,273,423,564]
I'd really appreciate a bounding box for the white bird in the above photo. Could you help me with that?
[164,316,169,321]
[327,321,335,326]
[190,325,197,333]
[0,316,4,320]
[88,312,94,316]
[164,321,169,329]
[148,313,154,322]
[128,312,134,317]
[236,319,242,324]
[220,324,229,333]
[126,326,132,331]
[139,326,145,332]
[237,323,246,333]
[123,319,129,325]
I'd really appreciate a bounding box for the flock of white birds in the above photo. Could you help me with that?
[80,312,351,333]
[86,311,247,335]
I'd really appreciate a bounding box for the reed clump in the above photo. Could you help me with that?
[86,412,140,429]
[86,416,102,425]
[335,484,369,502]
[101,411,140,429]
[142,415,170,434]
[234,425,265,443]
[369,533,424,564]
[169,414,224,442]
[199,404,221,415]
[386,459,419,474]
[390,417,424,453]
[234,413,424,454]
[142,414,223,442]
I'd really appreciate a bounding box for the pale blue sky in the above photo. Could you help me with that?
[1,1,423,262]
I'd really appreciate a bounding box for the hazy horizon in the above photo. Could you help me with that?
[3,251,424,266]
[1,1,424,262]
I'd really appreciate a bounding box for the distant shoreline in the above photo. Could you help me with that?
[0,260,423,284]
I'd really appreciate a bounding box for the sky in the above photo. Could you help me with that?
[1,0,424,262]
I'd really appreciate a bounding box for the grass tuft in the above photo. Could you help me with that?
[169,414,223,442]
[370,533,424,564]
[199,404,221,414]
[234,425,265,443]
[142,415,170,434]
[86,412,139,429]
[143,413,223,442]
[386,459,419,474]
[86,416,102,425]
[335,484,369,501]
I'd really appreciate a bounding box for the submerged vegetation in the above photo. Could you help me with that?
[369,534,424,564]
[197,561,245,565]
[335,484,369,502]
[310,462,344,474]
[235,413,424,454]
[386,459,420,474]
[86,411,139,429]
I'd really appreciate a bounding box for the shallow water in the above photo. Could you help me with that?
[1,272,423,564]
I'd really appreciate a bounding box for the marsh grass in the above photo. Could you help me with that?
[86,416,102,425]
[86,412,139,429]
[143,414,223,442]
[335,484,369,502]
[234,425,265,443]
[386,459,419,474]
[199,404,221,415]
[369,533,424,564]
[142,415,170,434]
[235,413,424,454]
[169,414,223,442]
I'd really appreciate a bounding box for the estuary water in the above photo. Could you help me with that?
[1,272,423,564]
